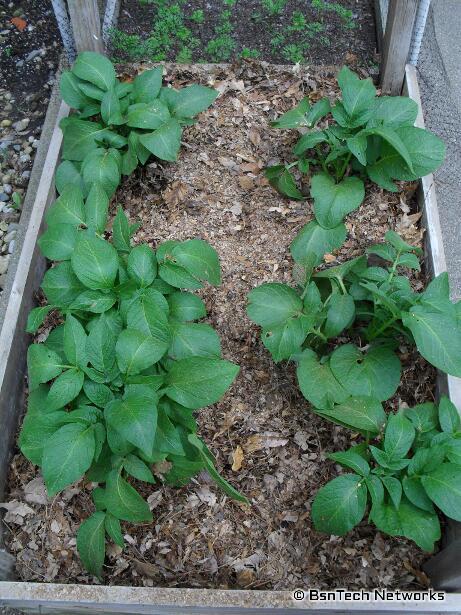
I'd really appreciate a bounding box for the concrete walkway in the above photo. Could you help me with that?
[417,0,461,298]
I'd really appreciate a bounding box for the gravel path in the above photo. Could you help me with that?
[0,0,61,295]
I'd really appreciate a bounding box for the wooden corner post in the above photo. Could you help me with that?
[67,0,104,54]
[380,0,418,95]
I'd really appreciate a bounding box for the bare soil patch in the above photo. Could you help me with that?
[4,62,436,590]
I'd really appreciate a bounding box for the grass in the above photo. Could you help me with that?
[110,0,356,64]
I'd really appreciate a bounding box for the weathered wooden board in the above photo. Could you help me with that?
[0,99,69,505]
[1,582,461,614]
[404,64,461,591]
[381,0,418,94]
[68,0,104,53]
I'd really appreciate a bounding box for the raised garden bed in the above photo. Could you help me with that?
[0,58,460,612]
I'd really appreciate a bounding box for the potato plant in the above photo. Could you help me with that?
[19,53,245,579]
[247,68,459,550]
[312,397,461,551]
[266,66,445,207]
[248,230,461,549]
[58,51,218,196]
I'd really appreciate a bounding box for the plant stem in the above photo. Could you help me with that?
[338,152,352,180]
[315,145,328,173]
[369,316,398,340]
[336,276,347,295]
[387,249,402,284]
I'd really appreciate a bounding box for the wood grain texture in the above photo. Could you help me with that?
[381,0,418,94]
[1,582,461,613]
[0,101,69,503]
[68,0,104,53]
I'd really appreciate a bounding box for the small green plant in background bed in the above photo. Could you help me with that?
[58,51,218,192]
[20,51,245,579]
[240,47,261,59]
[311,0,355,29]
[247,65,454,551]
[261,0,287,16]
[270,13,325,62]
[190,8,205,23]
[109,29,147,62]
[206,9,236,62]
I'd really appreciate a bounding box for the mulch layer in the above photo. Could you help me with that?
[2,61,437,590]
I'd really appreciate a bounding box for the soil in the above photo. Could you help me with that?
[0,0,61,291]
[0,0,61,129]
[115,0,378,68]
[3,62,437,590]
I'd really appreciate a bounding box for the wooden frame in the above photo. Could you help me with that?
[0,97,69,503]
[380,0,418,94]
[67,0,104,53]
[1,64,461,611]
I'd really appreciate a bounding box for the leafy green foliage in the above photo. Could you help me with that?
[59,51,218,192]
[249,231,461,391]
[311,397,461,551]
[248,71,451,554]
[21,51,244,579]
[266,67,445,218]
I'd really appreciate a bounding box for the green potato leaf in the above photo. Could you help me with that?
[169,84,218,118]
[38,223,78,261]
[311,173,365,229]
[63,314,88,369]
[370,496,440,552]
[247,283,302,328]
[73,51,116,91]
[132,67,163,103]
[296,349,349,410]
[169,322,221,360]
[127,244,158,287]
[165,357,239,409]
[438,395,461,433]
[323,293,355,338]
[402,304,461,376]
[42,422,95,496]
[104,469,152,522]
[290,220,347,267]
[330,344,401,402]
[383,412,415,459]
[45,184,85,228]
[27,344,64,390]
[77,511,106,579]
[167,291,206,322]
[71,234,119,291]
[312,473,367,535]
[317,396,386,435]
[127,100,170,130]
[139,119,182,162]
[421,463,461,521]
[81,148,121,197]
[105,390,157,458]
